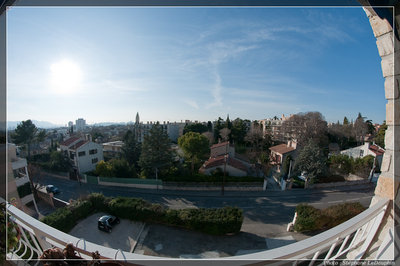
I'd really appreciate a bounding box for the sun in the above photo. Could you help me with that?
[50,59,82,94]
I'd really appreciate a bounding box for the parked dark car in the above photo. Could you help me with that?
[46,185,60,194]
[98,215,120,233]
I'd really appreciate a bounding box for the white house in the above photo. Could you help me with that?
[60,135,104,174]
[340,142,385,168]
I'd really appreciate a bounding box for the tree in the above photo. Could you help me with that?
[213,117,224,143]
[294,140,327,188]
[122,130,141,169]
[245,122,271,162]
[12,120,38,158]
[202,131,214,146]
[374,121,387,148]
[183,123,208,135]
[138,123,173,178]
[343,117,349,125]
[219,128,231,142]
[353,113,368,145]
[230,118,249,145]
[95,160,114,177]
[178,132,210,175]
[36,129,47,143]
[280,112,328,148]
[27,163,42,200]
[49,151,71,172]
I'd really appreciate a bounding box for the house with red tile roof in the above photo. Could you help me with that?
[269,140,298,173]
[60,134,104,174]
[340,142,385,169]
[199,141,259,177]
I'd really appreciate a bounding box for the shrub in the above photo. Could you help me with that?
[293,204,323,232]
[321,202,366,228]
[69,200,93,221]
[87,193,110,212]
[40,207,75,232]
[294,202,367,233]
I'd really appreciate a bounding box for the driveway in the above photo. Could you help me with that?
[69,212,145,252]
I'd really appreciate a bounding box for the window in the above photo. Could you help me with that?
[360,150,364,157]
[69,152,75,159]
[92,158,98,164]
[89,149,97,155]
[78,151,86,157]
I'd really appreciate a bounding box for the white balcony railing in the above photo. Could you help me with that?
[4,197,390,265]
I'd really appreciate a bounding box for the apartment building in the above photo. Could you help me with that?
[7,143,39,215]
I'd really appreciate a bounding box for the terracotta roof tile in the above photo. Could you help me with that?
[70,140,88,150]
[202,155,247,173]
[60,136,81,147]
[210,141,229,150]
[369,144,385,156]
[269,143,295,155]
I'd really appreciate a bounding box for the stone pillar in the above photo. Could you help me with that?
[357,5,399,260]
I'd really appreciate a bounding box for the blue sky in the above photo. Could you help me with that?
[7,7,385,125]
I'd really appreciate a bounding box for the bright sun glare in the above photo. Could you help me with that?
[50,59,82,94]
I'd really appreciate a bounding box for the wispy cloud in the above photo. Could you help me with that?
[184,99,199,109]
[207,71,223,109]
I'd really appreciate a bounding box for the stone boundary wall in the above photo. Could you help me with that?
[311,179,371,189]
[53,197,69,208]
[42,170,69,180]
[163,182,263,191]
[97,180,162,189]
[36,190,54,208]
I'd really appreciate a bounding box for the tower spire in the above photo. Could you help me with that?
[135,112,140,124]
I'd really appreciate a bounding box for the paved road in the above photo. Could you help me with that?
[37,173,375,231]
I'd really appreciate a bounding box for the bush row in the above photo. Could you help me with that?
[41,193,243,236]
[40,200,94,233]
[294,202,366,233]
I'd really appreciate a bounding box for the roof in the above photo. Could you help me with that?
[369,144,385,156]
[202,155,247,173]
[60,136,81,147]
[211,141,229,150]
[69,140,88,150]
[269,143,295,155]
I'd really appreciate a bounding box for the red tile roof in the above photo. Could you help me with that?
[202,155,247,173]
[70,140,88,150]
[369,144,385,156]
[269,144,295,155]
[211,141,229,150]
[60,136,81,147]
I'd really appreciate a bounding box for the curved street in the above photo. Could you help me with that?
[37,173,375,236]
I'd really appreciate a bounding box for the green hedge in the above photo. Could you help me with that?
[41,207,76,232]
[42,193,243,236]
[40,200,94,233]
[17,182,32,198]
[294,202,366,233]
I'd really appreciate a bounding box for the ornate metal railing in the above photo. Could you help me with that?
[4,197,390,265]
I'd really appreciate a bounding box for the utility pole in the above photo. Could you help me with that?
[221,142,228,196]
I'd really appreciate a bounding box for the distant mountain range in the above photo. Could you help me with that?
[7,120,64,130]
[7,120,129,130]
